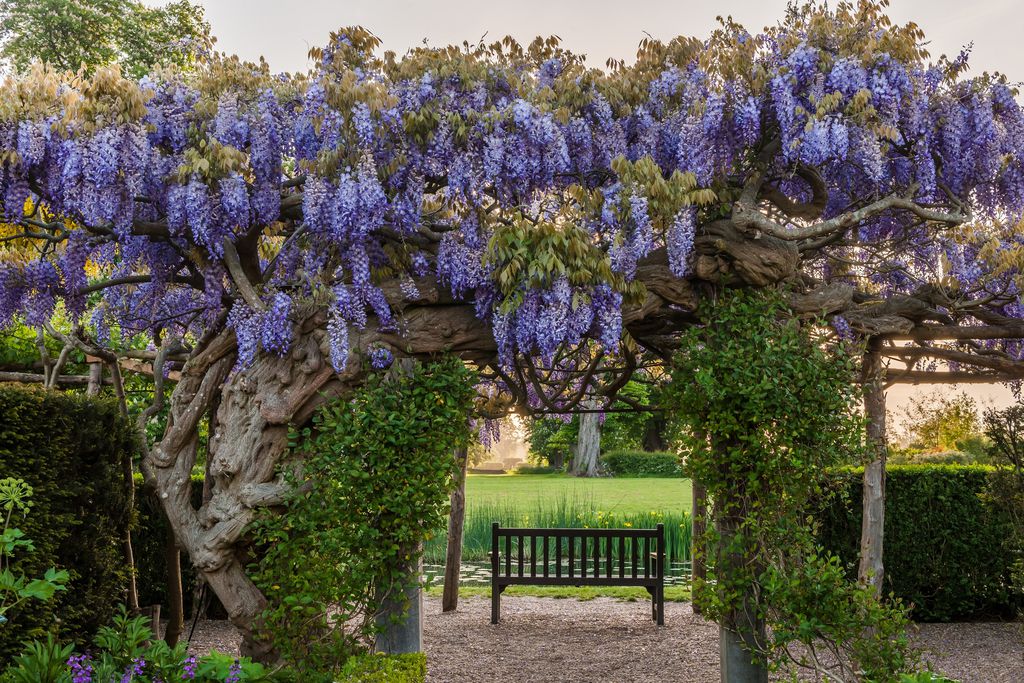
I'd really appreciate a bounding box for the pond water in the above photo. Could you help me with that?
[423,560,693,587]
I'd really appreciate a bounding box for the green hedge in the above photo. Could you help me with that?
[0,385,138,663]
[601,450,682,477]
[818,464,1022,621]
[339,653,426,682]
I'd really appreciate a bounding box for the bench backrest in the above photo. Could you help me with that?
[490,522,665,583]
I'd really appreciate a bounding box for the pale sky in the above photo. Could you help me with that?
[194,0,1024,80]
[191,0,1023,413]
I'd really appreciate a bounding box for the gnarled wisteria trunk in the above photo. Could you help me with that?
[143,298,500,657]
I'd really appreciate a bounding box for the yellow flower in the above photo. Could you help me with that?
[624,522,633,528]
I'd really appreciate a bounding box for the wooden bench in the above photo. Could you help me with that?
[490,522,665,625]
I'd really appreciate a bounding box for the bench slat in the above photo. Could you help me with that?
[490,522,665,626]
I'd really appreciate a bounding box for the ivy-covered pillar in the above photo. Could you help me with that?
[375,553,424,654]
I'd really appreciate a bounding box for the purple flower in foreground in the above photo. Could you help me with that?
[224,659,242,683]
[181,654,198,680]
[68,654,93,683]
[121,657,145,682]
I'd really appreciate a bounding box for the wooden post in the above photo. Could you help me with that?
[691,480,707,615]
[858,338,888,596]
[86,358,103,396]
[163,525,185,646]
[442,447,469,612]
[490,522,500,624]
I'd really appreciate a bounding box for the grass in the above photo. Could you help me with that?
[464,473,693,516]
[424,584,691,602]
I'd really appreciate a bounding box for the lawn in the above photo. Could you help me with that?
[464,473,693,515]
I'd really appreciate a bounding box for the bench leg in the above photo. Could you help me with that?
[656,582,665,626]
[491,582,500,624]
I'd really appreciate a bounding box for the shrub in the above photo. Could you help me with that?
[0,385,137,663]
[601,450,681,477]
[339,653,426,682]
[512,464,562,474]
[817,464,1022,621]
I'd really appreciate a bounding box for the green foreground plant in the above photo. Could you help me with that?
[0,478,68,628]
[667,290,919,681]
[251,357,475,675]
[3,607,287,682]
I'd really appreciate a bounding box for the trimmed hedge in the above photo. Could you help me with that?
[818,464,1022,621]
[0,385,138,663]
[339,653,426,682]
[512,465,562,474]
[601,450,682,477]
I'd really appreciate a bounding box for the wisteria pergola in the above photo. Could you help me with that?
[2,1,1024,664]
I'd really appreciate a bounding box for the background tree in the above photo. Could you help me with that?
[984,402,1024,473]
[890,391,989,460]
[0,0,211,77]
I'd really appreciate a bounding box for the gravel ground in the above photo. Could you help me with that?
[182,596,1023,682]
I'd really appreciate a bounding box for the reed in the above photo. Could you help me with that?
[424,492,692,566]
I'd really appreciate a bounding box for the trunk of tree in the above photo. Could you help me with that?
[571,400,601,477]
[858,340,888,596]
[548,449,565,470]
[143,304,496,660]
[442,447,469,612]
[690,480,707,616]
[642,413,668,452]
[164,526,185,646]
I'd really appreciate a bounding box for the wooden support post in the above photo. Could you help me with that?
[375,550,423,654]
[86,360,103,396]
[163,525,185,646]
[442,447,469,612]
[858,338,888,596]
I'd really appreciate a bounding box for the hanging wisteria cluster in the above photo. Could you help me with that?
[1,1,1024,384]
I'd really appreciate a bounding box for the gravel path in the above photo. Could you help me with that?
[182,596,1024,682]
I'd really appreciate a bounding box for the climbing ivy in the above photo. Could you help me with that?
[667,290,919,681]
[250,356,476,677]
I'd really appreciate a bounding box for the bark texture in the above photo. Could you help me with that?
[571,399,602,477]
[690,480,707,616]
[858,341,888,595]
